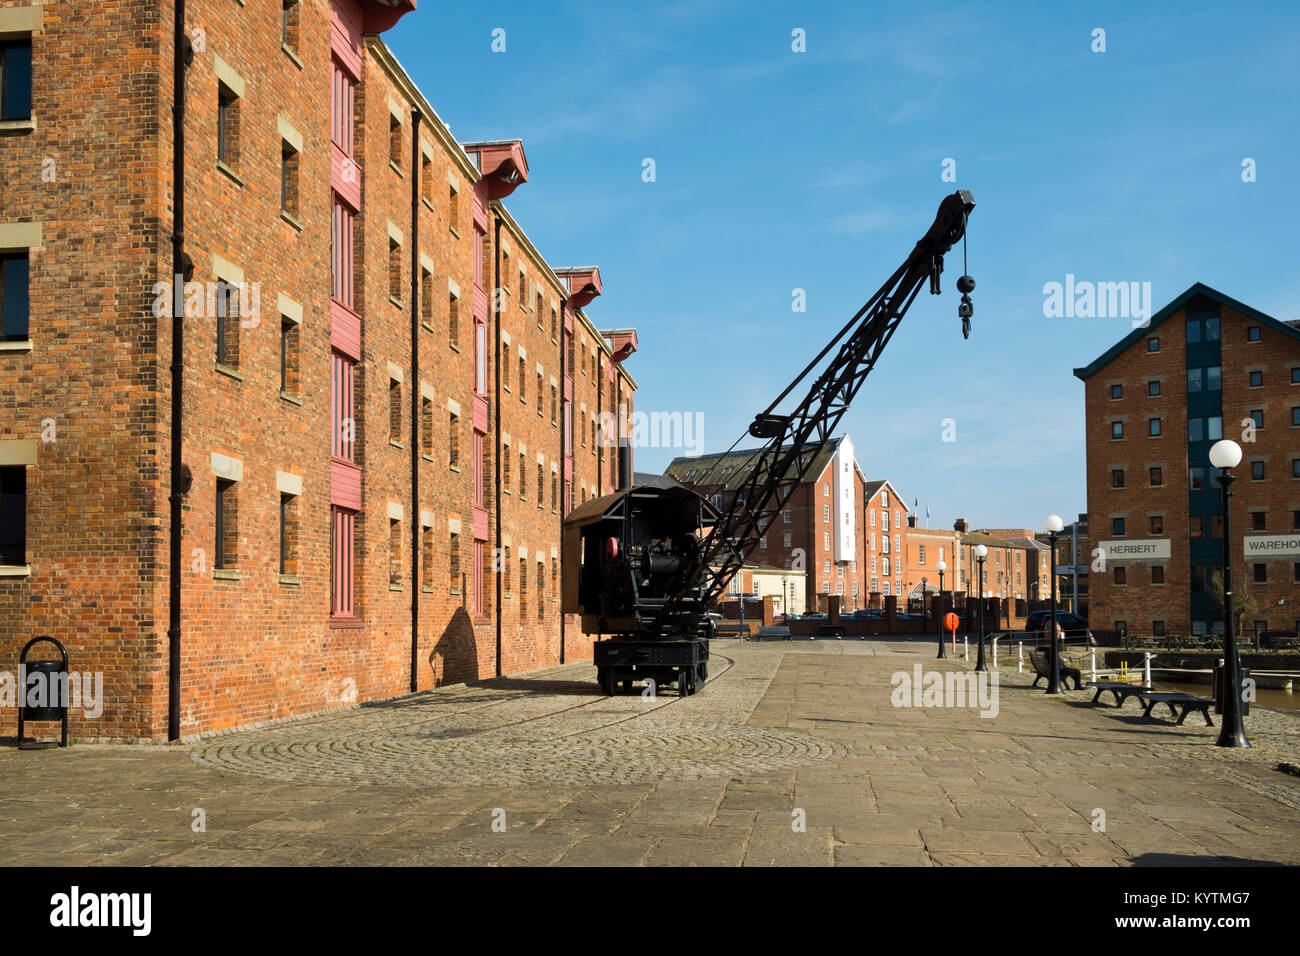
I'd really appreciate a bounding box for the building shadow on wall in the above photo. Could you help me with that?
[430,607,479,687]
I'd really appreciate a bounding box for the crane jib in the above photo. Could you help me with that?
[677,191,977,617]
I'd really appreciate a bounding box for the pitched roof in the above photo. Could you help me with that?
[1073,282,1299,380]
[664,438,841,492]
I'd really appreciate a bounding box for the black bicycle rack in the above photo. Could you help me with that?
[17,636,69,750]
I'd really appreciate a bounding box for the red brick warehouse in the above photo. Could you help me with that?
[0,0,639,740]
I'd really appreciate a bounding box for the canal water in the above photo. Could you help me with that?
[1154,680,1298,713]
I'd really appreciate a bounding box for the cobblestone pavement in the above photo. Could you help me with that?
[1,639,1298,866]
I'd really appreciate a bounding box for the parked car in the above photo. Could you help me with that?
[850,608,884,620]
[800,611,828,620]
[1024,610,1088,633]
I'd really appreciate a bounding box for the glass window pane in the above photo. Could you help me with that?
[1187,368,1201,392]
[1185,318,1201,343]
[1,42,32,120]
[1205,317,1220,340]
[1206,366,1221,391]
[1188,418,1203,442]
[1208,416,1222,440]
[2,255,30,339]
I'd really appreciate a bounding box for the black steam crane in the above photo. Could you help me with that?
[561,190,975,696]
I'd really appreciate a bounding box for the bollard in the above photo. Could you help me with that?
[1090,648,1097,683]
[992,636,999,668]
[1017,642,1023,673]
[1144,652,1153,688]
[964,636,968,661]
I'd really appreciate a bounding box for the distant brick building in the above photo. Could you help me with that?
[0,0,636,740]
[862,480,908,605]
[666,436,869,613]
[1074,283,1300,639]
[901,523,957,608]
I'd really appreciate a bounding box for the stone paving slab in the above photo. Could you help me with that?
[1,640,1298,866]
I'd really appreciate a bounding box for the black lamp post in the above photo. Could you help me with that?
[1044,514,1065,694]
[936,561,947,659]
[974,545,987,672]
[1210,440,1250,748]
[920,576,928,635]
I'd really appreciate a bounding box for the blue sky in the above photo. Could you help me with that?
[388,0,1300,532]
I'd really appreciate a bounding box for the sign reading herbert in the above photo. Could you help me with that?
[1098,538,1170,562]
[1244,534,1300,558]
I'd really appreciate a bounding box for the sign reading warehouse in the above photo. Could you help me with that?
[1243,535,1300,559]
[1098,539,1170,562]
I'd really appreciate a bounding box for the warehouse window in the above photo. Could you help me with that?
[217,83,240,170]
[389,518,402,588]
[279,492,298,577]
[448,411,460,468]
[0,38,33,121]
[475,541,486,617]
[1253,563,1267,584]
[1148,380,1160,396]
[0,466,24,566]
[388,236,402,302]
[1149,466,1162,487]
[537,462,544,508]
[331,58,354,153]
[0,252,29,340]
[449,532,461,593]
[1248,326,1261,342]
[1111,421,1123,439]
[421,152,433,205]
[421,396,433,458]
[331,352,355,461]
[388,376,402,443]
[1113,566,1126,586]
[215,479,238,569]
[421,526,434,591]
[448,184,459,232]
[215,279,240,369]
[281,141,299,218]
[331,507,355,616]
[519,558,528,617]
[1111,468,1124,489]
[1150,515,1164,535]
[280,317,299,397]
[518,355,526,400]
[448,289,460,345]
[418,267,433,329]
[389,112,402,169]
[537,561,545,620]
[282,1,300,53]
[1251,461,1265,481]
[332,197,354,308]
[1251,511,1265,531]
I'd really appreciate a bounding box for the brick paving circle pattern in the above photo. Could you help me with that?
[191,650,846,786]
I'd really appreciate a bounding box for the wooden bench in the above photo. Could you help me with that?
[1089,681,1151,707]
[1028,651,1083,689]
[755,626,791,641]
[713,623,746,638]
[1137,691,1214,726]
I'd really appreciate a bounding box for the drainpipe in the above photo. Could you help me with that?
[493,211,503,677]
[595,346,602,493]
[167,0,192,742]
[409,107,421,693]
[558,294,567,664]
